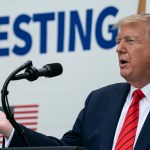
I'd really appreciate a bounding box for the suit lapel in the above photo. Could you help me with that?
[134,112,150,150]
[99,83,130,150]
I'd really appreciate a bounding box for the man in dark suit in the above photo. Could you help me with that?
[1,13,150,150]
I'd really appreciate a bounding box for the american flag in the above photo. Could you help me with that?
[0,104,39,145]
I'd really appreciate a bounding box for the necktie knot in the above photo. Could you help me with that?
[133,89,145,101]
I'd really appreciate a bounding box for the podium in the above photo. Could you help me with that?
[1,146,86,150]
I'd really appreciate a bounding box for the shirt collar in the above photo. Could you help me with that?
[129,83,150,102]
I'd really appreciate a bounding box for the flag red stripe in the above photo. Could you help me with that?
[14,110,38,114]
[14,104,38,108]
[20,122,37,125]
[15,116,38,120]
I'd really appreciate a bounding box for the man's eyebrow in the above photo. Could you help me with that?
[116,35,135,40]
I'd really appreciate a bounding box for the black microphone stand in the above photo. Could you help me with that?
[1,60,33,147]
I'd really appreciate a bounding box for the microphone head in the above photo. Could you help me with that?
[43,63,63,77]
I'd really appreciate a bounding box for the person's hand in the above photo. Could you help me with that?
[0,111,13,138]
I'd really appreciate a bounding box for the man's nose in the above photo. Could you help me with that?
[116,41,126,53]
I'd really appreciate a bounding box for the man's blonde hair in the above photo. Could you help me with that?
[115,13,150,39]
[115,13,150,27]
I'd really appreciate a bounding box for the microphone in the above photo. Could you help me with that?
[12,63,63,81]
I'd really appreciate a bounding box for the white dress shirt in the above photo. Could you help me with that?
[112,83,150,149]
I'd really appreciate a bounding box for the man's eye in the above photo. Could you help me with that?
[127,39,134,43]
[116,40,121,44]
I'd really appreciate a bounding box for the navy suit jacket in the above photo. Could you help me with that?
[9,83,150,150]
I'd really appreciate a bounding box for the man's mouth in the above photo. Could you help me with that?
[120,60,129,66]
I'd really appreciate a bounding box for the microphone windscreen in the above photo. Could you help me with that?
[44,63,63,77]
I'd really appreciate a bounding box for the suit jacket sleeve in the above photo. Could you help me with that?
[8,92,93,148]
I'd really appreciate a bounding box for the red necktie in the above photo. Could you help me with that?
[114,89,145,150]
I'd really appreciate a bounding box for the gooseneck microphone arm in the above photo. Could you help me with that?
[1,60,32,147]
[1,60,63,147]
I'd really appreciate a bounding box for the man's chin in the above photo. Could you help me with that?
[120,72,134,84]
[120,71,129,80]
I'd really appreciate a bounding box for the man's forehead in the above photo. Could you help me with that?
[116,34,136,40]
[117,28,145,39]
